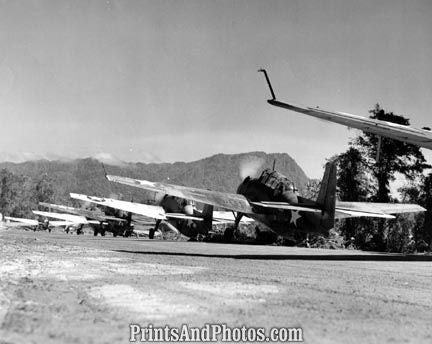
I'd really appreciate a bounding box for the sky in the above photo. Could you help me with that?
[0,0,432,178]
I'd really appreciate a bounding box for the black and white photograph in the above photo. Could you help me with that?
[0,0,431,343]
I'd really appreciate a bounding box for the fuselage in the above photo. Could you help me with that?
[236,169,327,235]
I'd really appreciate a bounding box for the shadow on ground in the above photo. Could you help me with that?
[114,249,432,262]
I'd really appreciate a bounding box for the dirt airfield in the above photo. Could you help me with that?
[0,228,431,344]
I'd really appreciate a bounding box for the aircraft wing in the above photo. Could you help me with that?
[106,175,255,214]
[71,193,224,222]
[4,216,39,226]
[335,202,425,219]
[47,221,77,227]
[259,69,432,150]
[212,211,255,223]
[70,193,167,220]
[39,202,126,223]
[32,211,99,224]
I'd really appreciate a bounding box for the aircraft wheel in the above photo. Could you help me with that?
[93,228,98,236]
[223,227,234,242]
[113,232,118,237]
[101,230,106,237]
[149,228,155,239]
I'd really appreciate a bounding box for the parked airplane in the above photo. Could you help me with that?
[259,69,432,153]
[38,203,133,237]
[69,193,253,240]
[3,214,74,232]
[104,161,425,240]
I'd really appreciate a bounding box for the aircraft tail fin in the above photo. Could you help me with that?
[316,161,337,231]
[202,204,214,232]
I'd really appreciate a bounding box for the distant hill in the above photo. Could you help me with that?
[0,152,310,204]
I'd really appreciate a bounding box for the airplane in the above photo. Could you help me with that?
[38,202,133,237]
[2,214,75,232]
[258,69,432,156]
[69,193,254,240]
[104,161,425,241]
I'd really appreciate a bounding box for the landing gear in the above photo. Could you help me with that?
[223,212,243,242]
[223,227,234,242]
[149,219,161,239]
[149,228,155,239]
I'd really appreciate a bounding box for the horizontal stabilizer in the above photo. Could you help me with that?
[335,209,394,219]
[335,202,425,219]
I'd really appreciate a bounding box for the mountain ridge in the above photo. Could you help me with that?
[0,151,310,205]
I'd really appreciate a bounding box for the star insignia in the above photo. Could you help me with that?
[290,210,302,227]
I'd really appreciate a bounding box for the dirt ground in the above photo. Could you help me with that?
[0,228,431,344]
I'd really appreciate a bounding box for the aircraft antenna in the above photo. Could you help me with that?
[258,69,276,100]
[101,163,108,178]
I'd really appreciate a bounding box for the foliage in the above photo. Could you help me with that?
[354,104,429,202]
[336,104,430,252]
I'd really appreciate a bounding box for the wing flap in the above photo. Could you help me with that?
[251,201,322,213]
[165,213,204,221]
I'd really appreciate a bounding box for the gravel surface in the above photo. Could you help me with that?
[0,228,431,344]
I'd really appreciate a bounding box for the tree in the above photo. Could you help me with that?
[355,104,429,202]
[336,147,373,247]
[33,174,55,204]
[0,169,17,216]
[350,104,430,250]
[418,173,432,248]
[336,147,370,202]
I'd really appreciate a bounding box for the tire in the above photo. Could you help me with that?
[149,228,155,239]
[223,227,234,242]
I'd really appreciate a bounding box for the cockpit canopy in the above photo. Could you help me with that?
[258,169,297,194]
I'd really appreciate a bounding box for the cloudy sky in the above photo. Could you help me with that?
[0,0,431,177]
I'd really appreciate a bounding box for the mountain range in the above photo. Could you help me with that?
[0,151,310,205]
